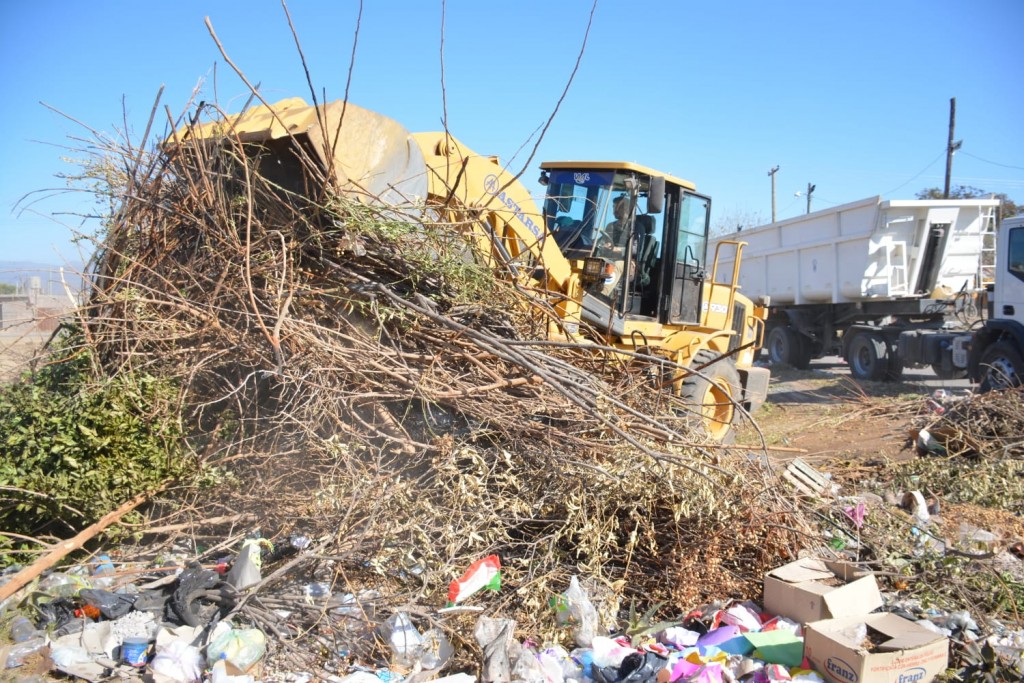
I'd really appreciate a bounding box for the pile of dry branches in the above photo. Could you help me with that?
[65,97,818,671]
[925,386,1024,459]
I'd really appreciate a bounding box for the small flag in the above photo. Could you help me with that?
[447,555,501,605]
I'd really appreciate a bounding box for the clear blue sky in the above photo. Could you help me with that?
[1,0,1022,265]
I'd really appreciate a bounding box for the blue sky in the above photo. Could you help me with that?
[1,0,1022,265]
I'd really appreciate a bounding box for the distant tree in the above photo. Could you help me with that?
[916,185,1020,217]
[711,208,768,236]
[0,283,15,295]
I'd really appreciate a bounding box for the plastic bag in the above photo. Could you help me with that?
[206,628,267,673]
[151,640,204,682]
[226,540,265,590]
[418,628,454,670]
[557,576,598,648]
[5,637,46,668]
[838,622,868,648]
[475,616,515,683]
[378,612,423,668]
[79,588,136,619]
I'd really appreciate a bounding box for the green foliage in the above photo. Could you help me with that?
[889,458,1024,514]
[917,185,1019,217]
[329,198,503,306]
[0,283,15,295]
[0,328,187,560]
[949,639,1023,682]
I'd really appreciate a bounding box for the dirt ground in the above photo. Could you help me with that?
[0,333,49,384]
[733,361,927,464]
[736,358,1024,548]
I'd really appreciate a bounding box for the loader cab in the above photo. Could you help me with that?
[540,162,711,333]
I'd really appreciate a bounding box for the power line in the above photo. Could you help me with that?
[960,151,1024,172]
[879,149,946,197]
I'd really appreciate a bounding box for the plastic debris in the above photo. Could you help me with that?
[151,639,205,682]
[4,636,46,669]
[555,575,599,647]
[475,616,515,683]
[226,538,270,590]
[206,627,267,674]
[447,554,502,605]
[378,612,423,668]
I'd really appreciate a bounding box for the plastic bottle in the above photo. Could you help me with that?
[8,615,38,643]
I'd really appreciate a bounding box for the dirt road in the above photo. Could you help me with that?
[734,356,972,463]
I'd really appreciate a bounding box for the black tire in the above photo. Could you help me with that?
[680,350,742,443]
[978,340,1024,392]
[767,326,811,370]
[847,333,888,381]
[930,361,968,381]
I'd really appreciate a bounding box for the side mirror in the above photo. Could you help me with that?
[647,176,665,214]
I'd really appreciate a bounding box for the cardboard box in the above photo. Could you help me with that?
[804,613,949,683]
[763,557,882,624]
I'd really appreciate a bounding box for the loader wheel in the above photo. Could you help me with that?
[766,326,811,369]
[978,341,1024,392]
[847,333,888,381]
[680,350,742,443]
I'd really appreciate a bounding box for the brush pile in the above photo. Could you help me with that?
[50,98,821,671]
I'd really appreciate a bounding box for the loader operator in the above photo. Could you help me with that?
[592,195,635,298]
[597,195,633,256]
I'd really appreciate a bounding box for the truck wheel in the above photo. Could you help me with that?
[767,326,811,370]
[847,333,888,381]
[680,350,742,443]
[978,341,1024,392]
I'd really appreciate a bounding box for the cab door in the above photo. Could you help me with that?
[664,190,711,325]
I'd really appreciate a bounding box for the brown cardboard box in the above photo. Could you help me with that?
[763,557,882,624]
[804,613,949,683]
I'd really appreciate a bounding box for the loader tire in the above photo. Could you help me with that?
[766,326,811,370]
[679,350,742,443]
[978,341,1024,392]
[847,333,888,381]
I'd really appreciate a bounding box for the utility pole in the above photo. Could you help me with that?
[806,183,816,214]
[944,97,962,199]
[768,165,780,222]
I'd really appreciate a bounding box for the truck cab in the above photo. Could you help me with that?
[968,215,1024,389]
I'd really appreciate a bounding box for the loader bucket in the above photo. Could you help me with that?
[170,97,429,207]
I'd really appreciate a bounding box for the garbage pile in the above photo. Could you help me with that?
[3,545,1023,682]
[913,386,1024,460]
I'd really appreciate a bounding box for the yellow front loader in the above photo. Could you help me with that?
[175,98,769,441]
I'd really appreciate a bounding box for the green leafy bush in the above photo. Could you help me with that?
[0,328,186,555]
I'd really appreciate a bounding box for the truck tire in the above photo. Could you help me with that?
[978,341,1024,392]
[767,326,811,370]
[680,350,742,443]
[847,333,888,381]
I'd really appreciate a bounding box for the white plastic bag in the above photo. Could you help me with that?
[559,576,598,647]
[150,640,204,683]
[379,612,423,668]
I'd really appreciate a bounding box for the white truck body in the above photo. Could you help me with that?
[711,195,999,306]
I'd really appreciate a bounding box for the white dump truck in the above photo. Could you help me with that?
[710,195,1001,380]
